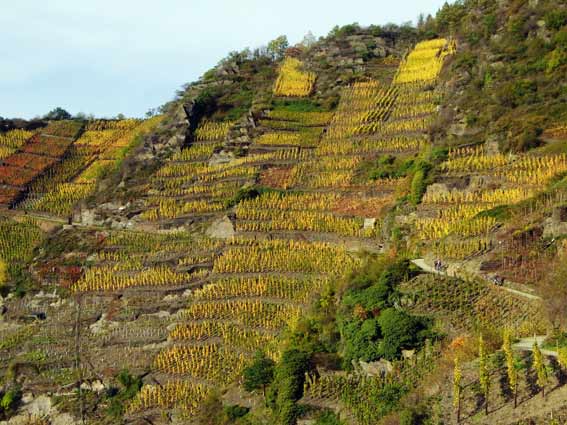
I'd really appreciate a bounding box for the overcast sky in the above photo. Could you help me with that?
[1,0,449,119]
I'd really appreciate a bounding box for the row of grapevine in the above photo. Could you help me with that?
[0,129,34,159]
[19,116,163,216]
[393,39,455,85]
[213,239,361,274]
[134,234,360,414]
[194,121,234,141]
[0,127,80,206]
[273,57,316,97]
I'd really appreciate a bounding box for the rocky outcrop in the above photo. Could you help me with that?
[543,206,567,238]
[357,359,393,377]
[206,216,236,239]
[0,395,77,425]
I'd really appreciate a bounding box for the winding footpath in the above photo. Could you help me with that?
[411,259,556,357]
[513,335,557,357]
[411,259,541,301]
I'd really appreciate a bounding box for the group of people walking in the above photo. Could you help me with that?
[433,259,445,272]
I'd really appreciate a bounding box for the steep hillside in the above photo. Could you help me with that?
[1,2,567,425]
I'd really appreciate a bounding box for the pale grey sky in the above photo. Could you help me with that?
[1,0,449,119]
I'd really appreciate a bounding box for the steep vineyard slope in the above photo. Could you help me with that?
[1,3,567,424]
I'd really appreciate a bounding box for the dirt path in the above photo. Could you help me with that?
[411,259,542,301]
[513,335,557,357]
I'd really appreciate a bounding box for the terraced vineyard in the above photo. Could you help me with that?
[400,274,546,334]
[0,117,162,216]
[117,37,459,420]
[128,237,358,416]
[2,13,567,424]
[0,122,80,207]
[20,117,163,217]
[412,146,567,263]
[273,57,316,97]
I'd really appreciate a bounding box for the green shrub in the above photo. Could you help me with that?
[545,10,567,31]
[224,404,250,420]
[373,382,408,417]
[514,125,543,151]
[554,29,567,49]
[272,99,325,112]
[453,52,477,70]
[546,48,567,74]
[340,318,383,364]
[508,16,528,40]
[193,88,221,121]
[328,23,361,38]
[398,406,430,425]
[277,400,299,425]
[377,308,432,360]
[476,205,511,221]
[513,80,538,104]
[194,393,224,424]
[225,186,282,208]
[483,14,498,37]
[267,349,313,424]
[275,350,312,402]
[409,166,427,205]
[315,409,344,425]
[243,352,275,396]
[105,370,143,418]
[116,369,142,399]
[368,155,415,180]
[339,259,425,365]
[0,389,21,415]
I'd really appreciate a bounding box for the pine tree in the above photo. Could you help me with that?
[502,329,518,408]
[453,356,462,422]
[479,335,490,415]
[533,341,548,398]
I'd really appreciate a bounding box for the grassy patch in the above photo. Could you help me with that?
[272,99,327,113]
[476,205,511,221]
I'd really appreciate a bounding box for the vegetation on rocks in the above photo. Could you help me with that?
[1,1,567,424]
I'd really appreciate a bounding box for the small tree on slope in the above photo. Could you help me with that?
[533,341,548,398]
[453,356,462,422]
[479,335,490,416]
[502,329,518,408]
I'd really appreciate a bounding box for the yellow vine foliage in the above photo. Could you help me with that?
[273,57,316,97]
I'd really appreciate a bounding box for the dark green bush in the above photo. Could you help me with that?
[267,349,313,424]
[508,16,528,41]
[399,405,430,425]
[483,14,498,37]
[224,404,250,420]
[272,99,325,113]
[476,204,511,221]
[340,318,383,364]
[378,308,432,360]
[515,126,543,151]
[453,52,477,70]
[105,370,143,418]
[409,164,430,205]
[339,259,426,365]
[513,80,538,104]
[0,389,22,417]
[315,409,344,425]
[545,10,567,31]
[243,352,275,395]
[275,350,312,402]
[368,155,415,181]
[225,186,282,208]
[328,23,361,38]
